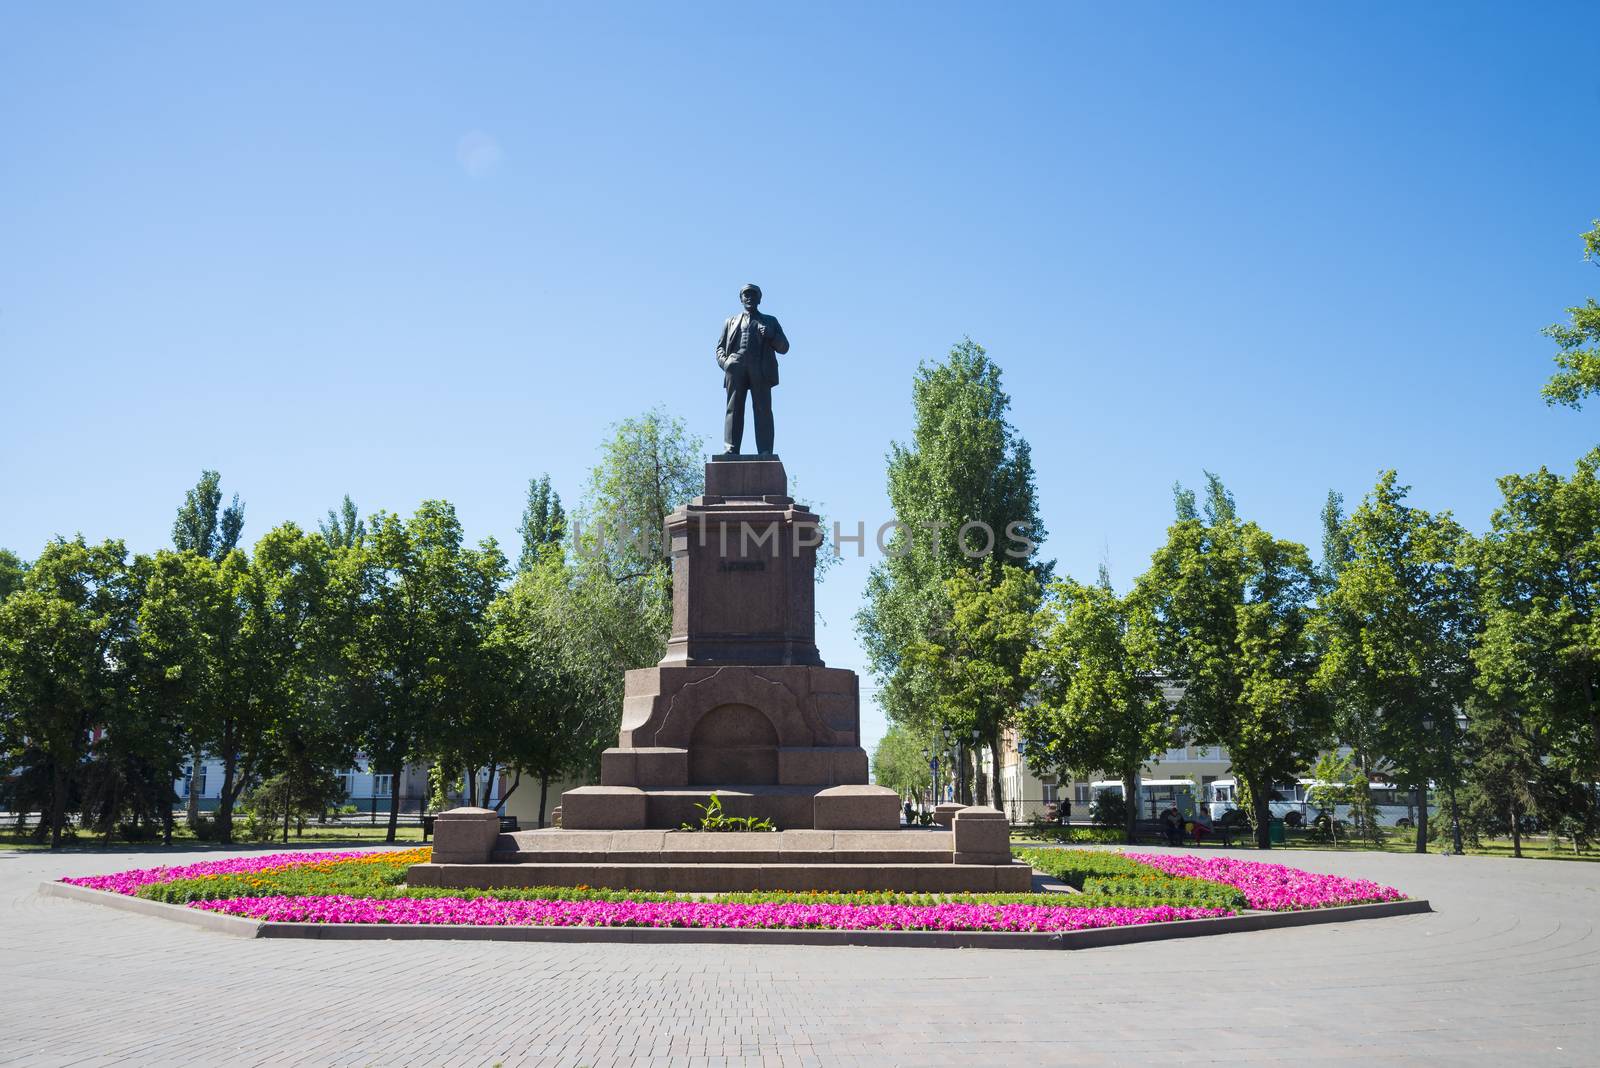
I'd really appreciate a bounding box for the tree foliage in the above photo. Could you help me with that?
[1313,471,1477,852]
[1540,220,1600,409]
[0,538,139,848]
[518,474,566,572]
[856,339,1046,803]
[870,723,932,803]
[905,564,1040,811]
[1136,474,1327,849]
[1472,448,1600,844]
[1021,574,1171,843]
[573,408,703,585]
[172,469,245,561]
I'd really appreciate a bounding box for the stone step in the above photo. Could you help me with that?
[493,827,956,866]
[409,860,1035,894]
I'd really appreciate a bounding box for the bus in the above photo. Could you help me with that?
[1204,778,1438,829]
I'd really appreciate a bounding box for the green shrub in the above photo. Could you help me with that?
[679,793,776,832]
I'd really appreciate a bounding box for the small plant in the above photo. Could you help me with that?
[680,792,776,832]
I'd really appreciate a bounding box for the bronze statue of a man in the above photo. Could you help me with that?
[715,283,790,456]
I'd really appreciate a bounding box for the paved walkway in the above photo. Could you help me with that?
[1,845,1595,1066]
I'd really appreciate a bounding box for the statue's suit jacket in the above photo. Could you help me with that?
[716,312,789,390]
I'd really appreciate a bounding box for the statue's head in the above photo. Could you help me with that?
[739,283,762,312]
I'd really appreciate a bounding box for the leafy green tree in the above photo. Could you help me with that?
[572,408,703,585]
[318,495,365,550]
[1022,573,1172,844]
[136,550,236,842]
[172,469,245,560]
[338,502,507,841]
[1314,471,1477,852]
[1315,491,1382,781]
[856,340,1047,801]
[870,724,933,808]
[1461,693,1543,857]
[0,538,139,849]
[172,470,246,820]
[240,767,346,841]
[1540,220,1600,408]
[1137,474,1328,849]
[484,554,668,824]
[518,474,566,572]
[0,549,26,602]
[244,525,352,844]
[906,564,1041,812]
[1473,448,1600,840]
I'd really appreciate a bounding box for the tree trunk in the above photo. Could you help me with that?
[385,759,402,843]
[217,753,238,845]
[186,747,202,824]
[1122,769,1138,846]
[1510,798,1523,859]
[1413,785,1429,853]
[1248,776,1273,850]
[162,791,174,846]
[538,772,550,828]
[48,758,66,852]
[496,768,521,812]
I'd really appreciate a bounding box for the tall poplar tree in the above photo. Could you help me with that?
[171,468,245,820]
[856,339,1047,804]
[518,474,566,572]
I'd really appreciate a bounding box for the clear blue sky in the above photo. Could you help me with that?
[3,3,1597,752]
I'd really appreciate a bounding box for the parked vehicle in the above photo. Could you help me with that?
[1089,779,1198,820]
[1203,778,1438,829]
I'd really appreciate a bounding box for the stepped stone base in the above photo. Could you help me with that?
[409,861,1032,893]
[407,826,1032,893]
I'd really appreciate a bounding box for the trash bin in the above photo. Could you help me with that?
[1268,817,1286,845]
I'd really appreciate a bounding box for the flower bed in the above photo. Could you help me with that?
[1124,853,1404,911]
[191,894,1230,932]
[61,844,416,895]
[58,846,1405,932]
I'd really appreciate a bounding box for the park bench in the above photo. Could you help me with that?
[1130,817,1242,847]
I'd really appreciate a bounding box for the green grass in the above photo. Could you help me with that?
[1013,847,1247,909]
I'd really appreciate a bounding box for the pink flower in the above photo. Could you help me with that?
[1125,853,1404,911]
[189,895,1235,932]
[59,850,377,896]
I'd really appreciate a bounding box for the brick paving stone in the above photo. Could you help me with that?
[0,845,1596,1064]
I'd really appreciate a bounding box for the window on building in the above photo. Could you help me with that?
[1074,783,1092,803]
[1042,782,1057,804]
[370,773,393,798]
[181,765,207,796]
[336,771,354,800]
